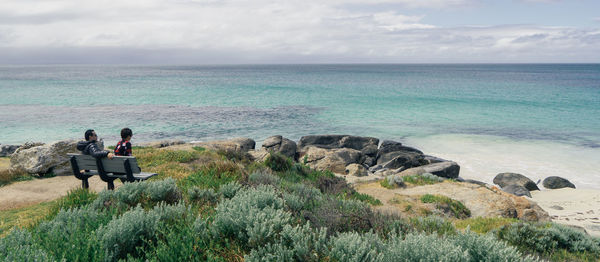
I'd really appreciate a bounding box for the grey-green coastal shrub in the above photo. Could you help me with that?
[249,171,281,186]
[211,185,292,248]
[496,222,600,255]
[188,187,219,204]
[34,207,112,261]
[91,178,181,210]
[0,229,53,262]
[265,152,293,172]
[303,197,375,235]
[284,183,323,210]
[410,216,457,236]
[219,180,243,199]
[146,178,181,203]
[245,223,328,262]
[329,231,385,262]
[450,231,536,262]
[383,233,469,261]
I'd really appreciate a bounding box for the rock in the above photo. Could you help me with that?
[0,144,20,157]
[462,178,487,187]
[297,135,379,153]
[261,135,297,159]
[543,176,576,189]
[345,163,368,177]
[140,140,186,148]
[397,167,427,177]
[300,146,362,174]
[423,155,446,164]
[10,139,81,176]
[376,140,423,161]
[20,141,45,150]
[394,182,550,221]
[421,161,460,179]
[380,153,424,170]
[549,205,564,210]
[362,156,376,167]
[368,164,384,173]
[502,184,532,198]
[248,149,269,162]
[192,137,255,153]
[361,145,379,157]
[493,173,540,191]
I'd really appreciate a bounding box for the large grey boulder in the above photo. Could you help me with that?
[502,184,532,198]
[193,137,255,153]
[301,146,362,174]
[0,144,20,157]
[345,163,368,177]
[376,140,424,167]
[10,139,83,176]
[420,161,460,179]
[543,176,576,189]
[297,135,379,153]
[261,135,297,159]
[493,173,539,191]
[380,153,425,170]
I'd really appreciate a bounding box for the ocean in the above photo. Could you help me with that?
[1,64,599,188]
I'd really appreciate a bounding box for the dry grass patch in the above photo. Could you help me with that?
[0,200,55,238]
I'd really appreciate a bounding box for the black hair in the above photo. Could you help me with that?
[84,129,95,141]
[121,127,133,140]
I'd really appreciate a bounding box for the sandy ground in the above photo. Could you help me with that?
[0,175,120,211]
[530,188,600,237]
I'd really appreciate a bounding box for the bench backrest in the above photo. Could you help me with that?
[67,153,141,174]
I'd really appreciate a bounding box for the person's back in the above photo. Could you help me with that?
[77,129,114,159]
[114,127,133,156]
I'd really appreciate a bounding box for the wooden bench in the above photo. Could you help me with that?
[68,153,157,190]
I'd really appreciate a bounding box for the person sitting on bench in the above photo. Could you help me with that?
[77,129,114,159]
[114,127,133,156]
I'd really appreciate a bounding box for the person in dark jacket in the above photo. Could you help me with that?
[76,129,114,159]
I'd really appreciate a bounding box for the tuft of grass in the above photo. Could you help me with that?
[178,160,246,191]
[0,168,32,187]
[192,146,206,152]
[421,194,471,219]
[454,217,518,234]
[48,188,98,218]
[345,191,383,206]
[216,149,253,165]
[144,162,194,180]
[136,148,200,168]
[402,173,444,186]
[380,178,396,189]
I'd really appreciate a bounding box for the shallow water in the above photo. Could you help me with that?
[1,64,599,187]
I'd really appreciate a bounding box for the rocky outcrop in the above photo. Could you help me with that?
[345,163,368,177]
[301,146,362,174]
[248,150,269,162]
[394,182,549,221]
[493,173,540,191]
[9,139,83,176]
[261,135,297,159]
[192,137,255,153]
[297,135,379,152]
[502,184,532,198]
[392,161,460,179]
[140,140,186,148]
[0,144,20,157]
[543,176,576,189]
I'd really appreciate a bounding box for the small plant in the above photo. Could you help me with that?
[49,188,98,217]
[420,194,471,219]
[188,187,219,204]
[410,216,457,236]
[402,173,444,186]
[249,171,281,186]
[219,181,243,199]
[0,168,30,187]
[454,217,518,234]
[380,177,397,189]
[192,146,206,152]
[0,229,53,261]
[264,152,293,172]
[217,149,253,164]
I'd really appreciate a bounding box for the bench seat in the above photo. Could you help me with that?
[68,153,157,190]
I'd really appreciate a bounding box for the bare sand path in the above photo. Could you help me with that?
[0,176,119,211]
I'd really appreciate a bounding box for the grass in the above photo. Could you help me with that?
[0,201,56,238]
[380,177,397,189]
[0,168,33,187]
[402,173,444,186]
[421,194,471,219]
[454,217,518,234]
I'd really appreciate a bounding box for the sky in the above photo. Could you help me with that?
[0,0,599,64]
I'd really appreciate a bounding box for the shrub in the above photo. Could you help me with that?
[211,185,292,248]
[303,197,375,235]
[179,160,245,191]
[188,187,219,204]
[0,229,53,262]
[49,188,98,217]
[420,194,471,219]
[383,233,469,261]
[453,217,517,234]
[105,178,182,208]
[146,178,181,203]
[410,216,457,236]
[316,176,350,195]
[0,168,30,187]
[450,230,533,262]
[217,149,253,164]
[136,148,200,167]
[329,231,385,262]
[219,181,243,199]
[380,177,397,189]
[402,173,444,186]
[249,171,281,186]
[245,223,328,262]
[496,222,600,255]
[264,152,293,172]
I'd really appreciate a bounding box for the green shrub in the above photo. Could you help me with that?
[265,152,293,172]
[211,185,291,248]
[329,231,385,262]
[450,230,533,262]
[137,148,200,167]
[0,168,31,187]
[496,222,600,255]
[410,216,457,236]
[98,178,182,209]
[178,162,245,191]
[217,149,253,164]
[245,223,328,262]
[303,197,375,235]
[380,177,397,189]
[420,194,471,219]
[219,181,243,199]
[49,188,98,217]
[147,178,181,203]
[383,233,469,261]
[402,173,444,185]
[453,217,518,234]
[189,187,219,204]
[249,171,281,186]
[0,229,53,262]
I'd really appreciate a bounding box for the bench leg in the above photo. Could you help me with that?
[82,179,89,189]
[107,181,115,190]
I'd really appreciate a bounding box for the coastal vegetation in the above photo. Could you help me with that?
[1,147,599,261]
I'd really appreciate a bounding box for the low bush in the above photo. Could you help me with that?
[402,173,445,186]
[245,223,329,262]
[384,233,469,261]
[48,188,98,217]
[264,152,293,172]
[450,230,532,262]
[179,160,245,191]
[410,216,457,236]
[329,231,385,261]
[420,194,471,219]
[219,181,243,199]
[217,149,254,164]
[249,171,281,186]
[136,148,200,167]
[90,178,181,210]
[0,168,31,187]
[0,229,53,262]
[188,187,219,204]
[454,217,518,234]
[303,197,376,235]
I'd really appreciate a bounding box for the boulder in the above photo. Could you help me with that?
[261,135,297,159]
[543,176,576,189]
[393,182,549,221]
[300,146,362,174]
[345,163,368,177]
[248,149,269,162]
[140,140,186,148]
[0,144,20,157]
[10,139,81,176]
[493,173,539,191]
[380,153,424,170]
[421,161,460,179]
[376,140,423,162]
[297,135,379,153]
[423,155,446,164]
[192,137,255,153]
[502,184,532,198]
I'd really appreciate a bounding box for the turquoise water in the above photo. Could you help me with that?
[1,64,599,187]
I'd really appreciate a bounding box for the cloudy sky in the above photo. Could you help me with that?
[1,0,599,64]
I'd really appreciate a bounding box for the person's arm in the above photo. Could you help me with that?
[89,143,112,159]
[126,141,132,156]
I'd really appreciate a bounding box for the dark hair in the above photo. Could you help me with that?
[84,129,95,141]
[121,127,133,140]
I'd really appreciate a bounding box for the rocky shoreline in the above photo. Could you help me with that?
[2,134,591,233]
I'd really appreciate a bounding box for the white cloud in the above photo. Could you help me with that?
[0,0,598,63]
